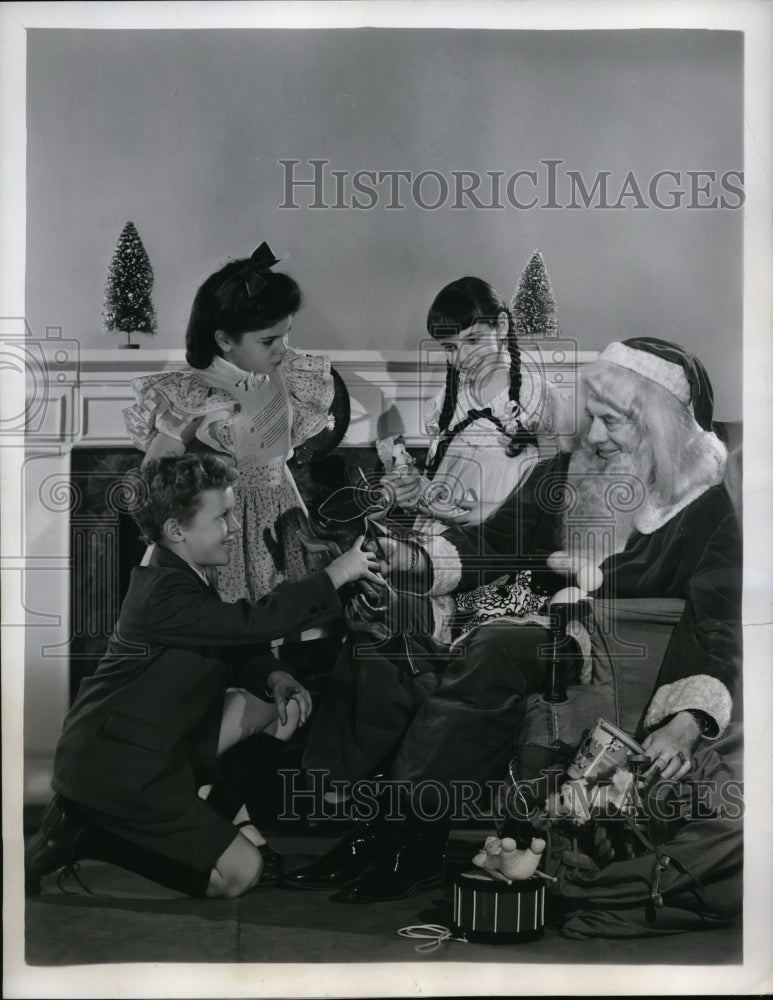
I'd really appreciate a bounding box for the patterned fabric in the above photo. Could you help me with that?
[454,571,548,640]
[283,349,336,445]
[123,349,335,602]
[216,462,330,603]
[124,371,238,457]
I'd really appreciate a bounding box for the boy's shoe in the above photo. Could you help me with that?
[283,820,386,889]
[25,796,86,896]
[331,826,444,903]
[258,843,287,886]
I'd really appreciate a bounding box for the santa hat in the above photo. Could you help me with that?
[598,337,715,431]
[588,336,727,536]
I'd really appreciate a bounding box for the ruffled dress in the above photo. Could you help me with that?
[124,350,335,603]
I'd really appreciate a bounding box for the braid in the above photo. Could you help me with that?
[438,360,460,435]
[505,308,522,411]
[504,308,535,458]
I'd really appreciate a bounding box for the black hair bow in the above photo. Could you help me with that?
[245,241,282,298]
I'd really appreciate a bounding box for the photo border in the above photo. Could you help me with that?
[2,1,771,996]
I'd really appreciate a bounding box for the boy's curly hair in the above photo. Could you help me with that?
[131,454,238,544]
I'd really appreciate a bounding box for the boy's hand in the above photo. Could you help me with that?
[324,535,386,590]
[266,670,313,726]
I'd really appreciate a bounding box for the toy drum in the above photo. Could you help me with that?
[452,870,546,944]
[566,716,645,781]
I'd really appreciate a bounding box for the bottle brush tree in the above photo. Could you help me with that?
[512,250,560,339]
[103,221,157,347]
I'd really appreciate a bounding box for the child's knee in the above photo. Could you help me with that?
[207,836,263,898]
[216,863,262,898]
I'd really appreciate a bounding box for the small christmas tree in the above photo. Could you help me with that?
[511,250,560,339]
[103,221,157,347]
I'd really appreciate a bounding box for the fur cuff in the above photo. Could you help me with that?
[643,674,732,738]
[425,533,462,597]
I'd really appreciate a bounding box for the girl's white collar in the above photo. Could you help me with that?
[210,355,271,389]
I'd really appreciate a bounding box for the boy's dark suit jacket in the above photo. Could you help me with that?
[53,544,341,823]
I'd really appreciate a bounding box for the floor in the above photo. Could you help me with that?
[18,654,745,990]
[24,825,742,969]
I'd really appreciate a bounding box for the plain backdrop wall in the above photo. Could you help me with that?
[26,28,743,418]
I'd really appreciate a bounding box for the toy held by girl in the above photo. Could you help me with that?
[124,242,336,602]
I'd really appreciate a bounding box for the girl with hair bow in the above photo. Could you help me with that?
[125,243,338,603]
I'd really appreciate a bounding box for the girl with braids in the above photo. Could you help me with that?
[374,276,563,643]
[407,276,561,528]
[124,243,336,603]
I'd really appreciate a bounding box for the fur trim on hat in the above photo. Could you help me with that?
[600,341,691,404]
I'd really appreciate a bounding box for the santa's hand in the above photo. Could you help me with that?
[642,712,701,782]
[547,551,603,593]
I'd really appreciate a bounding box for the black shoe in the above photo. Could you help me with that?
[259,843,287,886]
[284,820,387,890]
[331,828,445,903]
[25,796,86,896]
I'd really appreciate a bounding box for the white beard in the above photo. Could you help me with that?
[561,445,653,567]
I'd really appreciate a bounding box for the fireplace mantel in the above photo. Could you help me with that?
[31,345,593,450]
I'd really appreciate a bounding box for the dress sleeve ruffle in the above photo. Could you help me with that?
[282,348,335,446]
[123,371,239,460]
[423,388,445,438]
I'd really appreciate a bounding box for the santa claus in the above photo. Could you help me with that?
[287,337,741,904]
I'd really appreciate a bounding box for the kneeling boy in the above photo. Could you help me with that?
[26,454,383,898]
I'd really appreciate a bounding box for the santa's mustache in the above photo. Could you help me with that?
[571,439,653,483]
